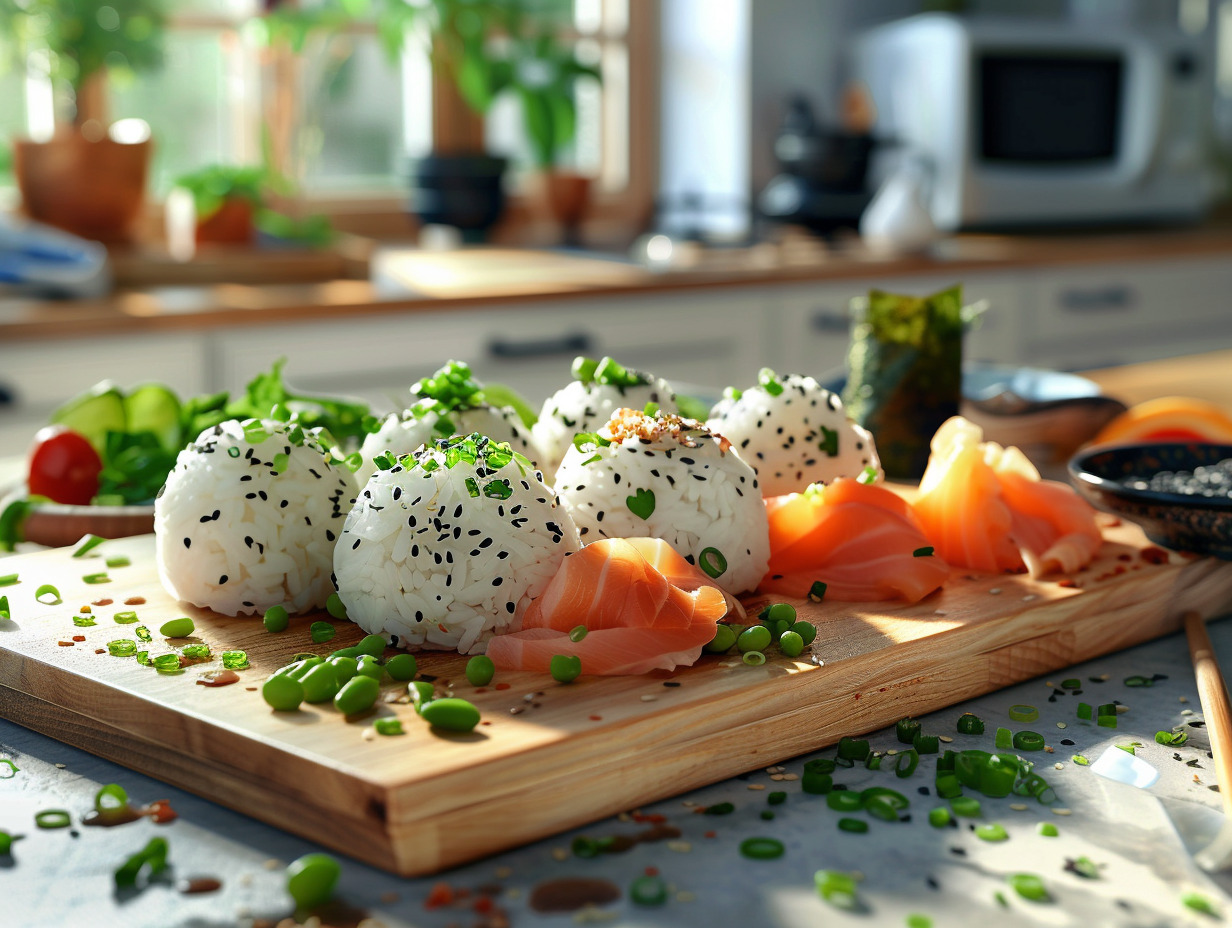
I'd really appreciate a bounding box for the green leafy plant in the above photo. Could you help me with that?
[0,0,166,124]
[172,165,266,223]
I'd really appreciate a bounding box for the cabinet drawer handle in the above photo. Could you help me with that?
[1057,285,1135,312]
[811,309,850,333]
[486,333,593,360]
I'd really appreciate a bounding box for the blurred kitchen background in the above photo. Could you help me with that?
[4,0,1232,457]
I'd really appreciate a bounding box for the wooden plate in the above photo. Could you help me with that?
[20,501,155,548]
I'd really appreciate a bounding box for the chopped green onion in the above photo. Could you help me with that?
[1012,731,1046,751]
[895,750,920,779]
[974,823,1008,842]
[951,796,982,818]
[1068,856,1100,879]
[994,727,1013,749]
[1181,892,1220,916]
[913,733,940,754]
[134,625,151,642]
[838,817,868,833]
[956,713,984,735]
[71,613,95,627]
[1060,678,1081,689]
[699,547,727,579]
[151,654,182,674]
[568,625,588,643]
[0,759,18,779]
[373,717,404,736]
[768,791,787,805]
[896,717,921,744]
[1037,822,1059,837]
[1077,702,1093,720]
[550,654,582,683]
[928,807,951,828]
[81,573,109,585]
[1072,755,1090,766]
[703,802,735,815]
[0,595,8,620]
[136,651,150,665]
[742,650,766,666]
[160,617,195,638]
[629,874,670,905]
[837,737,871,761]
[935,773,962,799]
[808,580,827,602]
[0,574,17,586]
[222,650,249,670]
[801,763,834,795]
[94,783,128,813]
[814,869,859,910]
[309,621,336,644]
[758,368,784,396]
[34,584,61,605]
[107,640,137,657]
[826,791,863,812]
[104,556,130,569]
[1006,873,1050,903]
[35,809,71,829]
[1124,675,1153,687]
[739,836,786,858]
[263,605,290,633]
[1008,704,1039,722]
[912,546,934,557]
[72,535,106,558]
[181,644,210,660]
[113,611,139,624]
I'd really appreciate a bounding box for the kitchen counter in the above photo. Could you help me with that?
[3,350,1232,927]
[5,222,1232,342]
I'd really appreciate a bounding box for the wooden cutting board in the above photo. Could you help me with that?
[2,524,1231,876]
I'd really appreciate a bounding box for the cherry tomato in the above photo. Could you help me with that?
[27,426,103,505]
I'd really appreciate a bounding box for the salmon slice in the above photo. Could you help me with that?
[759,478,949,603]
[487,537,731,675]
[914,417,1102,578]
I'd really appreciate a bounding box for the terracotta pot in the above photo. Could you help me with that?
[13,130,152,244]
[544,171,593,231]
[196,198,255,247]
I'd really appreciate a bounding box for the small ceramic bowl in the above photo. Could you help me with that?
[1068,443,1232,559]
[20,501,155,549]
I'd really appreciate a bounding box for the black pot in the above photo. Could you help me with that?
[407,154,508,238]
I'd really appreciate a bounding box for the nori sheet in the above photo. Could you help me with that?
[842,285,964,479]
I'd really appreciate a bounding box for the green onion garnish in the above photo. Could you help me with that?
[113,611,139,625]
[1124,675,1153,687]
[743,650,766,665]
[808,581,827,602]
[1013,730,1045,751]
[814,869,859,910]
[152,654,181,674]
[739,836,786,857]
[181,644,210,660]
[699,547,727,579]
[758,368,784,396]
[1072,755,1090,766]
[994,727,1013,749]
[913,733,940,754]
[0,595,9,621]
[956,712,984,735]
[222,650,249,670]
[1060,677,1081,689]
[114,837,168,888]
[895,750,920,778]
[951,796,982,817]
[35,809,71,829]
[82,573,109,585]
[136,651,150,665]
[104,556,130,569]
[72,614,95,627]
[373,717,404,736]
[0,759,18,779]
[837,737,870,761]
[107,640,137,657]
[1008,704,1040,722]
[72,535,106,558]
[34,584,61,605]
[0,574,17,587]
[134,625,151,642]
[912,545,934,558]
[309,621,336,644]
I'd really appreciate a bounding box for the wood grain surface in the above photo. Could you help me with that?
[1,524,1231,876]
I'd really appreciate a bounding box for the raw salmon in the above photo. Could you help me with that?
[486,537,731,675]
[758,478,949,603]
[913,417,1102,578]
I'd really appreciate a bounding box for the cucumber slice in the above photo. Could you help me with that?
[50,382,126,454]
[124,383,183,452]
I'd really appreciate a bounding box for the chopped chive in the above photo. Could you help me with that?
[896,717,921,744]
[309,621,336,644]
[81,573,110,585]
[808,580,827,602]
[222,650,249,670]
[1124,675,1153,687]
[114,837,168,889]
[742,650,767,666]
[35,809,71,829]
[113,611,139,625]
[0,595,8,620]
[181,644,210,660]
[956,713,984,735]
[1008,704,1039,722]
[104,556,130,569]
[72,536,105,558]
[1013,731,1045,751]
[135,625,151,641]
[1060,678,1081,689]
[1072,755,1090,766]
[136,651,150,665]
[34,584,61,605]
[151,654,181,674]
[838,817,868,833]
[107,640,137,657]
[0,574,18,586]
[373,717,404,736]
[0,758,18,779]
[837,737,871,761]
[895,750,920,779]
[72,614,95,627]
[698,547,727,579]
[994,727,1013,749]
[1077,702,1093,720]
[913,733,940,754]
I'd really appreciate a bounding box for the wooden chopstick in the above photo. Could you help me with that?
[1184,610,1232,820]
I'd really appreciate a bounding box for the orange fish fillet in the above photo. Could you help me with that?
[759,478,949,603]
[913,417,1102,578]
[486,537,731,675]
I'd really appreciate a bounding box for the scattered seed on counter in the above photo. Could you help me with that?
[781,774,798,781]
[640,695,657,703]
[747,784,766,791]
[1009,804,1028,812]
[1052,808,1073,816]
[989,588,1002,595]
[1057,722,1068,729]
[939,736,953,743]
[666,841,692,853]
[551,848,569,862]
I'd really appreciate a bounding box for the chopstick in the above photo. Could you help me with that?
[1184,610,1232,821]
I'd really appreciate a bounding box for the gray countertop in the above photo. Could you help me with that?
[6,616,1232,928]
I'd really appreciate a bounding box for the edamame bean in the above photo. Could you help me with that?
[737,625,772,653]
[408,680,435,712]
[466,655,495,687]
[159,617,195,638]
[550,654,582,683]
[778,630,805,658]
[356,634,387,658]
[704,624,737,654]
[329,646,363,659]
[263,605,289,633]
[790,621,817,646]
[327,655,359,687]
[764,603,797,625]
[383,653,417,681]
[300,663,341,704]
[355,654,384,681]
[287,656,323,681]
[285,853,341,910]
[419,697,480,732]
[262,674,304,712]
[334,675,380,716]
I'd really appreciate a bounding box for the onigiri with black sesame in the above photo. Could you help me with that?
[707,369,883,497]
[355,360,539,485]
[555,408,769,596]
[533,356,678,479]
[334,433,580,654]
[155,416,357,616]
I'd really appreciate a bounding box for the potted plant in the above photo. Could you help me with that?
[0,0,166,244]
[171,165,267,246]
[376,0,599,240]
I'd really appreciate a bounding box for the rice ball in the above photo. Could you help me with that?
[533,356,677,479]
[355,398,538,486]
[155,418,357,615]
[708,370,883,497]
[334,433,580,654]
[555,408,769,596]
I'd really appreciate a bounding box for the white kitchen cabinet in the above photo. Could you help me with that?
[210,289,773,415]
[776,272,1027,384]
[1022,256,1232,371]
[0,333,207,458]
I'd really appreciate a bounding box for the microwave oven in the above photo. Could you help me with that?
[854,14,1213,230]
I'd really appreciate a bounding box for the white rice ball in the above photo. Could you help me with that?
[155,418,357,616]
[533,359,677,479]
[707,371,883,497]
[555,408,769,595]
[334,433,580,654]
[355,398,539,486]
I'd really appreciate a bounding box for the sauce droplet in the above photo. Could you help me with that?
[196,669,240,688]
[178,877,222,894]
[530,878,621,913]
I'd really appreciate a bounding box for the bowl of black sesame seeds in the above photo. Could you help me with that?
[1068,443,1232,559]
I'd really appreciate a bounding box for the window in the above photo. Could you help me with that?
[10,0,656,240]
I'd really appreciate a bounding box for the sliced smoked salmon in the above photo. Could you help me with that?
[758,478,948,603]
[486,537,731,675]
[913,416,1102,578]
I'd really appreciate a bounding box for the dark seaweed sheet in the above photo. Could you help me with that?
[843,285,965,479]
